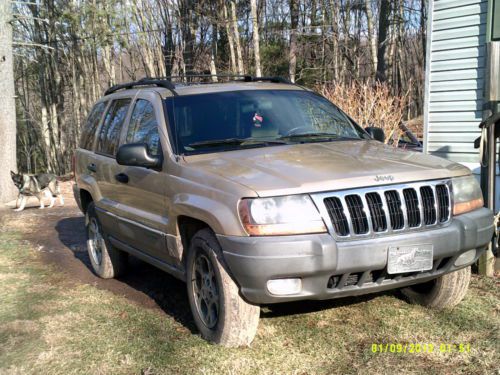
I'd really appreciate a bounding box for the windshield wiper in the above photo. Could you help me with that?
[278,133,360,141]
[187,137,287,149]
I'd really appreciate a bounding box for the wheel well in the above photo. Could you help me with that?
[80,189,93,213]
[178,216,210,260]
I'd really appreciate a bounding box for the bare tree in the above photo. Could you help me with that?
[376,0,391,81]
[250,0,262,76]
[0,0,18,203]
[289,0,299,82]
[364,0,377,78]
[230,1,245,75]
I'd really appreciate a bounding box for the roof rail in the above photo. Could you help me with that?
[103,75,292,96]
[104,79,178,96]
[244,76,291,84]
[140,74,291,84]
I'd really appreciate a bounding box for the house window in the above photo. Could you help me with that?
[493,0,500,41]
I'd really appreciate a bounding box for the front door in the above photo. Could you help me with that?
[110,93,174,264]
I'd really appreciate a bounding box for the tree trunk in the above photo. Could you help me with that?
[376,0,391,82]
[223,1,237,74]
[230,1,244,75]
[289,0,299,82]
[210,22,218,80]
[250,0,262,76]
[0,0,18,203]
[364,0,377,78]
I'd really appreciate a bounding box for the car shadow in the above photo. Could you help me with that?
[261,291,397,319]
[55,216,197,333]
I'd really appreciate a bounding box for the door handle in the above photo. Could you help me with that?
[87,163,97,172]
[115,173,129,184]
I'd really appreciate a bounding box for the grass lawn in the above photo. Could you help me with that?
[0,231,498,375]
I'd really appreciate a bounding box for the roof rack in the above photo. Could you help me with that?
[140,74,291,84]
[104,79,178,96]
[103,75,292,96]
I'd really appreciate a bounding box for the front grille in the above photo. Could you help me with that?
[320,181,451,239]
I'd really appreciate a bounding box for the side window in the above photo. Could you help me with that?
[125,99,161,156]
[79,101,107,150]
[96,98,131,156]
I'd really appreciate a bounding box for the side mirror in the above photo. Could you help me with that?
[365,126,385,143]
[116,143,162,169]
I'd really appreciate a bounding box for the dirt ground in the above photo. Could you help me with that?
[0,181,195,330]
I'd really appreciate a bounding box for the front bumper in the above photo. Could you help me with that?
[218,207,494,304]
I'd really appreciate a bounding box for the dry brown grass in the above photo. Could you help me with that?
[319,81,411,144]
[1,232,499,375]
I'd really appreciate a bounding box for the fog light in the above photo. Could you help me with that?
[454,250,476,267]
[267,278,302,295]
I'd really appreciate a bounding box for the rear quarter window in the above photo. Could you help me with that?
[79,102,107,150]
[96,98,131,156]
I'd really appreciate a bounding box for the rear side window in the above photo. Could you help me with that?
[125,99,161,156]
[96,98,131,156]
[79,102,107,150]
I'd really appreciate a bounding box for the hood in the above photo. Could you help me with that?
[184,140,471,197]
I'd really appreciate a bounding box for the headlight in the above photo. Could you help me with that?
[452,175,483,215]
[238,195,327,236]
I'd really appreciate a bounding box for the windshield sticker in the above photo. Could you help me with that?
[253,113,263,128]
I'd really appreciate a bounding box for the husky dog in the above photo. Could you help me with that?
[10,171,64,212]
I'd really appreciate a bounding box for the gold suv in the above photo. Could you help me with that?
[73,76,494,346]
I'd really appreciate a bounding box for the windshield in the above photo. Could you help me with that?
[165,90,366,154]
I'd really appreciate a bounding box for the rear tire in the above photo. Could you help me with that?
[401,266,471,309]
[186,228,260,347]
[85,202,127,279]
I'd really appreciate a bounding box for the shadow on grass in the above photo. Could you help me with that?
[261,291,397,318]
[55,216,197,333]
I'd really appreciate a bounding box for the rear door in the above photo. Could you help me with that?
[92,96,133,233]
[75,100,109,202]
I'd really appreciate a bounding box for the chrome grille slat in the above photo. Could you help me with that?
[340,197,356,236]
[345,195,369,234]
[316,180,452,240]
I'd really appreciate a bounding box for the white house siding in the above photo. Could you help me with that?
[424,0,499,208]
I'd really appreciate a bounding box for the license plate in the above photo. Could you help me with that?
[387,244,433,274]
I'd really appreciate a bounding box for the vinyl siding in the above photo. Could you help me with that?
[424,0,488,163]
[424,0,499,209]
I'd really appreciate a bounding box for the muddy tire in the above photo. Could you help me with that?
[186,228,260,347]
[85,202,127,279]
[401,266,471,309]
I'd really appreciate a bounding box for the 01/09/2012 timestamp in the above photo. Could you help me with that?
[371,343,471,354]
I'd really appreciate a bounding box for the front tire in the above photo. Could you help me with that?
[85,202,127,279]
[401,266,471,309]
[186,228,260,347]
